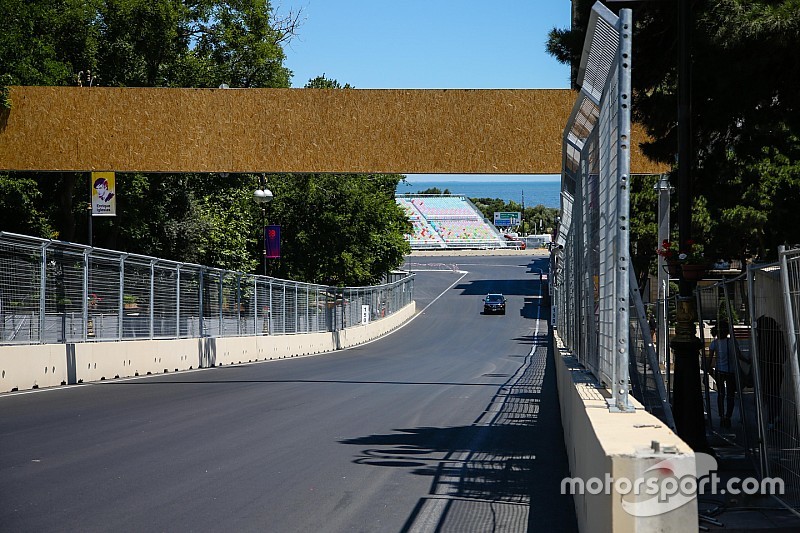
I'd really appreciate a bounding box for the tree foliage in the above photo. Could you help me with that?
[547,0,800,263]
[412,187,451,195]
[470,198,559,234]
[304,74,353,90]
[0,2,411,285]
[267,173,411,286]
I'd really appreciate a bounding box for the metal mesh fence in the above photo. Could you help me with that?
[751,251,800,509]
[688,250,800,511]
[0,232,414,345]
[554,3,636,412]
[696,274,753,438]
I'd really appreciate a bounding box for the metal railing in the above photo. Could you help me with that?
[629,269,675,428]
[554,3,636,412]
[0,232,414,345]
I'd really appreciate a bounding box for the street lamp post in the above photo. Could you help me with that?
[670,0,709,453]
[253,176,273,276]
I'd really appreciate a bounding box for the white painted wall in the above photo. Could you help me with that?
[553,333,698,532]
[0,302,415,393]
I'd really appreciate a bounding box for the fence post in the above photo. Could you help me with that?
[269,278,273,335]
[83,249,89,342]
[118,255,125,340]
[609,7,634,413]
[39,241,49,344]
[176,264,181,338]
[218,271,224,337]
[695,287,714,430]
[149,259,155,339]
[747,264,771,478]
[577,159,588,365]
[779,246,800,435]
[236,273,241,336]
[253,276,258,336]
[199,268,204,337]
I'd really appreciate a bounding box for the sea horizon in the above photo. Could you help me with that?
[396,179,561,209]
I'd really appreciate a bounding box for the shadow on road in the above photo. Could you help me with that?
[526,256,549,274]
[455,277,538,297]
[340,329,578,532]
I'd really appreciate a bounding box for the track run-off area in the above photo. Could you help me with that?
[0,253,577,532]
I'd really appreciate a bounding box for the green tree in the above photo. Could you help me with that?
[305,74,353,89]
[0,0,99,87]
[547,0,800,263]
[187,0,296,88]
[0,1,297,274]
[524,204,560,234]
[0,175,52,237]
[267,172,411,285]
[413,187,451,195]
[470,197,507,221]
[1,3,412,285]
[469,197,559,233]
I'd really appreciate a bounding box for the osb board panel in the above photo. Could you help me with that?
[0,86,667,175]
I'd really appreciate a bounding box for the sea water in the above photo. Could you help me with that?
[396,179,561,209]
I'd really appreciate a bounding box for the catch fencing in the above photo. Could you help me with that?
[0,232,414,345]
[554,3,641,413]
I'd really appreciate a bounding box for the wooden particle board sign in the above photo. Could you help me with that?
[0,86,667,175]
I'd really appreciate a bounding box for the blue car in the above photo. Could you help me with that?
[483,293,506,315]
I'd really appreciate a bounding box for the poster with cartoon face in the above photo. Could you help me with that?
[91,172,116,216]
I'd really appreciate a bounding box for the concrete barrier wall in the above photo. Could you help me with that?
[553,333,698,532]
[0,344,68,391]
[339,301,416,348]
[0,302,415,393]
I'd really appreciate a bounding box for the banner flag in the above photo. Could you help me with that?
[265,225,281,258]
[91,172,116,216]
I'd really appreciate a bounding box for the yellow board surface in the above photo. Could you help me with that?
[0,86,667,175]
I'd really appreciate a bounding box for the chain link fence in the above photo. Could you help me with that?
[0,232,414,345]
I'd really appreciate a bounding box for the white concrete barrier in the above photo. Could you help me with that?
[0,344,68,390]
[339,301,416,348]
[553,333,697,532]
[0,302,415,393]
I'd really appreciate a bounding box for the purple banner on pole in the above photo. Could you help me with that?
[265,225,281,258]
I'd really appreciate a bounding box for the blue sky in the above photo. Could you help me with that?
[276,0,571,180]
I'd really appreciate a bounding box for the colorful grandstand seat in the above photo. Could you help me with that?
[396,195,505,250]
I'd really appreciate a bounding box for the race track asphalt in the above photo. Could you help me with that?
[0,254,578,532]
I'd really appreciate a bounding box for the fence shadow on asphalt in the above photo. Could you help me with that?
[339,330,578,532]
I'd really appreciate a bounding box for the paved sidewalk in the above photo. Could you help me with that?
[700,444,800,531]
[700,401,800,531]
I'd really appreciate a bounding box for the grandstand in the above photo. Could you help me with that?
[396,194,506,250]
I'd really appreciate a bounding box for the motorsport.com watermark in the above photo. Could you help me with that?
[560,453,784,517]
